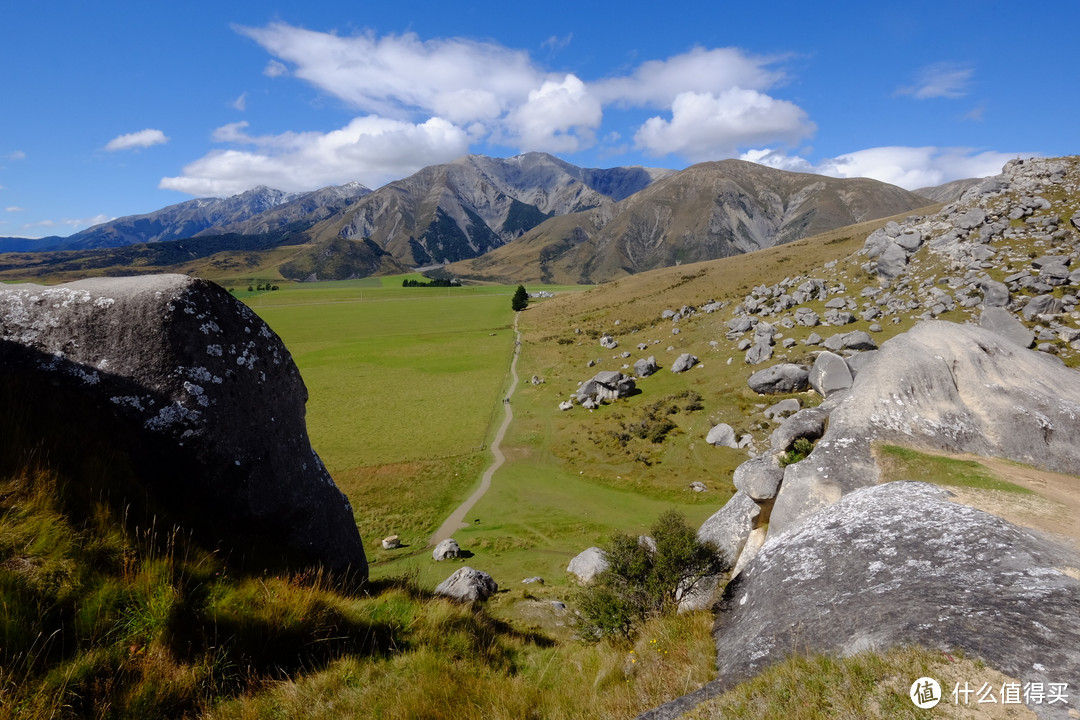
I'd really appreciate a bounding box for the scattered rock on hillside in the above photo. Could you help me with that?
[980,307,1035,348]
[705,424,738,448]
[435,566,498,602]
[634,355,659,377]
[746,364,810,394]
[769,407,829,452]
[763,398,800,419]
[567,547,608,584]
[576,370,635,403]
[671,353,699,373]
[0,275,366,578]
[433,538,462,561]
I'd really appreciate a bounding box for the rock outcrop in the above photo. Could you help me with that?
[0,275,367,578]
[714,483,1080,720]
[770,320,1080,536]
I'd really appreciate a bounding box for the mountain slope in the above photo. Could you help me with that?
[58,183,371,250]
[305,152,673,267]
[449,159,934,284]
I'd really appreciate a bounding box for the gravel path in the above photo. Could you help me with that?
[429,314,521,546]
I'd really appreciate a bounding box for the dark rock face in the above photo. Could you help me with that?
[0,275,366,579]
[714,483,1080,719]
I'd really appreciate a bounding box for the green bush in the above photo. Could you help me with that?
[780,436,815,467]
[576,510,729,641]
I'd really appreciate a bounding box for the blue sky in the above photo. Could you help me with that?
[2,0,1077,238]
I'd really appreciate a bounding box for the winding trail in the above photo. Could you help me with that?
[429,314,521,546]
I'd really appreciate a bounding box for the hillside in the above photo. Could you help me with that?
[448,159,934,284]
[303,152,673,266]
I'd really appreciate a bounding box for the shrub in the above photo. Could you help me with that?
[780,436,815,467]
[577,510,729,641]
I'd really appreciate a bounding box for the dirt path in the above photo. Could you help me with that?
[429,314,521,546]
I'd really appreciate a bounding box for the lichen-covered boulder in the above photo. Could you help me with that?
[714,483,1080,715]
[0,275,366,578]
[567,546,608,584]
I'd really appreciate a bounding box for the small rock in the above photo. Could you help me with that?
[382,535,401,550]
[433,538,461,561]
[434,566,498,602]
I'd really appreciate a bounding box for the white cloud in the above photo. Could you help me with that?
[897,63,973,100]
[635,89,815,161]
[541,33,573,52]
[160,116,470,196]
[8,151,26,161]
[504,75,602,153]
[264,60,288,78]
[105,129,169,152]
[740,146,1028,189]
[232,92,248,111]
[6,206,24,212]
[595,47,788,107]
[236,23,544,126]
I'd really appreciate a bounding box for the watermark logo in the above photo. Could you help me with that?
[910,677,942,709]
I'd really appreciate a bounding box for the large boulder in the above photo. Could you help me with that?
[0,275,366,578]
[705,423,738,448]
[746,364,810,395]
[577,370,635,403]
[567,547,608,584]
[980,306,1035,348]
[808,351,853,397]
[433,538,462,561]
[633,355,659,378]
[769,407,828,451]
[435,566,498,602]
[713,483,1080,713]
[732,454,785,501]
[771,321,1080,536]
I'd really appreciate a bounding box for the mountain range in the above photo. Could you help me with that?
[0,152,954,283]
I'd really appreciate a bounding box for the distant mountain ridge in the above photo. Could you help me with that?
[308,152,674,266]
[449,159,936,284]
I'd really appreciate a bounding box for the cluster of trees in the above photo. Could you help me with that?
[576,510,729,640]
[247,284,280,292]
[401,277,458,287]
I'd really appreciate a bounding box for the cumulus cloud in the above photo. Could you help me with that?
[897,62,973,99]
[503,74,602,153]
[160,116,470,196]
[595,47,788,107]
[740,146,1028,189]
[105,129,169,152]
[635,89,815,161]
[236,23,544,125]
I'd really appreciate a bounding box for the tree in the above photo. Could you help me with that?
[576,510,730,640]
[511,285,529,312]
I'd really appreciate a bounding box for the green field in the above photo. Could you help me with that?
[242,278,722,588]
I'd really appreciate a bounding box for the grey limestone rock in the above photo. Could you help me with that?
[980,279,1010,307]
[713,482,1080,718]
[744,343,773,365]
[706,423,738,448]
[763,398,800,419]
[567,546,609,584]
[433,538,462,561]
[808,351,853,397]
[876,241,909,281]
[435,566,498,602]
[980,306,1035,348]
[696,491,759,569]
[844,350,879,378]
[671,352,699,373]
[771,321,1080,536]
[577,370,635,403]
[769,407,829,452]
[0,275,367,578]
[746,363,810,395]
[732,454,785,501]
[1022,294,1064,321]
[633,355,659,378]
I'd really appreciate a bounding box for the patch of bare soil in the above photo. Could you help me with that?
[937,453,1080,556]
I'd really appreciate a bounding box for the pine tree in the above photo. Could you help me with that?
[511,285,529,312]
